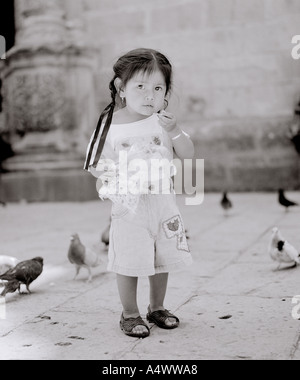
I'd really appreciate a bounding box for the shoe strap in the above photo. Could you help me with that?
[121,314,149,332]
[148,309,179,323]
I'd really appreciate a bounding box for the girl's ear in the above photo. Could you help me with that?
[164,92,170,110]
[114,77,125,97]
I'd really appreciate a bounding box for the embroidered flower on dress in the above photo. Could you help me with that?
[97,138,176,212]
[152,136,162,145]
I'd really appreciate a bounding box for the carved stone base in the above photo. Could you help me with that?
[3,152,83,172]
[0,168,98,202]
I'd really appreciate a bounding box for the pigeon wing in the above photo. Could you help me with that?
[13,260,43,284]
[68,241,86,266]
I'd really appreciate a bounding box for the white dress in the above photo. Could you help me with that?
[88,113,176,211]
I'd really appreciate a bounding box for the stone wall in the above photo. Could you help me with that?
[79,0,300,191]
[1,0,300,203]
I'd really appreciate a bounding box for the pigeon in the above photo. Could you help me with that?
[0,255,20,275]
[268,227,300,270]
[68,233,102,282]
[220,192,232,215]
[0,257,43,294]
[278,189,298,211]
[101,220,111,247]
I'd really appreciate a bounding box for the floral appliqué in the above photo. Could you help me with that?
[162,215,190,252]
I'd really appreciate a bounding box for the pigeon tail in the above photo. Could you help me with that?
[278,189,298,208]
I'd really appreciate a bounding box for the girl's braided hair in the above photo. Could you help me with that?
[84,48,172,169]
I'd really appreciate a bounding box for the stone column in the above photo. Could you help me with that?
[0,0,98,201]
[2,0,97,171]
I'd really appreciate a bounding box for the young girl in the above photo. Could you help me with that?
[84,48,194,338]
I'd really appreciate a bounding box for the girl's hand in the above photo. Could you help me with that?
[157,110,178,133]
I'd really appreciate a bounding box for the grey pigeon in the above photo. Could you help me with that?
[0,257,43,294]
[268,227,300,270]
[68,233,102,282]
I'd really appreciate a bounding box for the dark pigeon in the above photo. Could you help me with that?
[0,257,43,294]
[221,192,233,215]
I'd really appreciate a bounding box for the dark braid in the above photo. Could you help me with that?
[84,78,117,169]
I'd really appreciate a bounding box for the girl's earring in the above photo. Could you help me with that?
[121,96,125,105]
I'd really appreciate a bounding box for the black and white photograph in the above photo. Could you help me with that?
[0,0,300,364]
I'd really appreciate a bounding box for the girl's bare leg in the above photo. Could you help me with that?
[148,272,177,327]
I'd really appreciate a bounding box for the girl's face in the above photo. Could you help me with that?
[121,70,167,118]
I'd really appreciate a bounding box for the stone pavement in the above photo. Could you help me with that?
[1,192,300,360]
